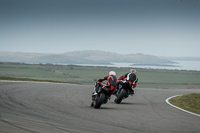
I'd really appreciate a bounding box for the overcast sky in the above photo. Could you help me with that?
[1,0,200,57]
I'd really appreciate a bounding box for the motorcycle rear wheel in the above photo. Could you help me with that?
[115,89,126,104]
[94,93,106,109]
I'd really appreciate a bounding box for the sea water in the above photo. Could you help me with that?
[112,61,200,71]
[77,61,200,71]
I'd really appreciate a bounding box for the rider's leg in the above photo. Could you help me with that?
[92,83,102,97]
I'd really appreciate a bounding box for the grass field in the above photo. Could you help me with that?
[0,62,200,89]
[169,93,200,115]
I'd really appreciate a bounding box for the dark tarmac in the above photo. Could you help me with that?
[0,81,199,133]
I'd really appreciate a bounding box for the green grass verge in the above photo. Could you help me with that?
[0,76,76,84]
[169,93,200,115]
[0,62,200,89]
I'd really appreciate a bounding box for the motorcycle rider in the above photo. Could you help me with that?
[91,71,117,104]
[116,69,138,95]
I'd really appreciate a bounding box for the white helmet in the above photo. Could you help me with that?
[109,71,116,76]
[130,69,136,73]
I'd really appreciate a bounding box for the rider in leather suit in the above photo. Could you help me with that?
[116,69,138,94]
[92,71,117,99]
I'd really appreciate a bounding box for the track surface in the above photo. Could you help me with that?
[0,81,200,133]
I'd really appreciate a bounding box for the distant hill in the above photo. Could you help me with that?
[0,51,109,64]
[0,50,175,65]
[160,56,200,61]
[64,50,175,64]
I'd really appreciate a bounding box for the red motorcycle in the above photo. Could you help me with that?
[91,84,111,109]
[114,80,135,104]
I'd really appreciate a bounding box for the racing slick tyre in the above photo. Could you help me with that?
[115,89,126,104]
[94,93,106,109]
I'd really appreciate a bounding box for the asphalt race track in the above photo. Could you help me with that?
[0,81,200,133]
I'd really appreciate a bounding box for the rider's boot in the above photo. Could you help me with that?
[91,91,97,107]
[92,91,97,97]
[90,101,94,107]
[129,90,135,96]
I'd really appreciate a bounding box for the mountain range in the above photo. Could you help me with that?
[0,50,176,65]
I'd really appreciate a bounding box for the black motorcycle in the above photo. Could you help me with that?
[114,80,135,104]
[91,85,111,109]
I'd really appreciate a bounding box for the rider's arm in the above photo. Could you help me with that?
[118,73,128,80]
[97,76,108,83]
